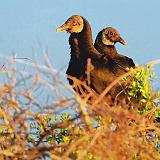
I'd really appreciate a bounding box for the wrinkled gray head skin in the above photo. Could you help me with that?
[99,27,126,46]
[56,15,84,34]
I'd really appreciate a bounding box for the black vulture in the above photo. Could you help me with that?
[56,15,90,94]
[56,15,130,103]
[94,27,135,70]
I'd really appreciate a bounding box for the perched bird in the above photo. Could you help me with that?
[56,15,89,94]
[94,27,135,71]
[56,15,130,103]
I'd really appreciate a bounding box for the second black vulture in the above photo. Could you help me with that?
[94,27,135,70]
[56,15,130,103]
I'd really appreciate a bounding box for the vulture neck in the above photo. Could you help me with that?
[94,40,117,58]
[69,34,80,58]
[69,17,99,57]
[79,17,93,50]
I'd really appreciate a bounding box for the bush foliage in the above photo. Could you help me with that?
[0,56,159,160]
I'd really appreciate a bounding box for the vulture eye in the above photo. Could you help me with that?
[73,22,78,26]
[110,32,113,35]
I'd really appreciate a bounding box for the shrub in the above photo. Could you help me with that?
[0,56,159,159]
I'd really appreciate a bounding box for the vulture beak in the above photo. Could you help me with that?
[118,37,126,45]
[56,23,69,32]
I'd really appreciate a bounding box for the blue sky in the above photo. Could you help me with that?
[0,0,160,72]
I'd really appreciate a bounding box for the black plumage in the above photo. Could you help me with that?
[66,34,87,94]
[56,15,130,102]
[94,27,135,71]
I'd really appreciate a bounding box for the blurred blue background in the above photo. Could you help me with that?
[0,0,159,76]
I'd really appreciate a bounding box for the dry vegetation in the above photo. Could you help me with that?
[0,55,159,160]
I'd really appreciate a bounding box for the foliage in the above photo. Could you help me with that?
[0,56,159,160]
[128,65,155,104]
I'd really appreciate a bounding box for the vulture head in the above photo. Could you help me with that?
[56,15,84,34]
[96,27,126,46]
